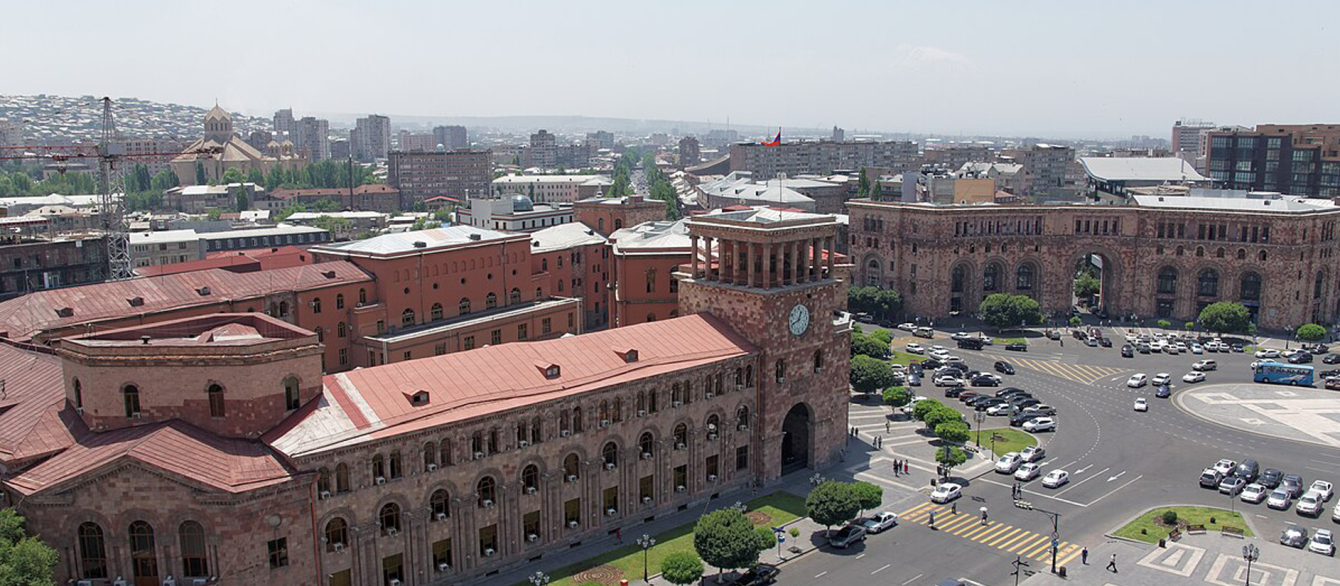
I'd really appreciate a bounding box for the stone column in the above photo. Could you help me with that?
[690,235,699,278]
[811,237,821,281]
[703,236,714,281]
[788,241,798,285]
[825,236,834,276]
[762,243,772,289]
[723,240,734,284]
[747,242,757,287]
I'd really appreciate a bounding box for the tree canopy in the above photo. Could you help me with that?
[935,446,968,477]
[882,386,911,409]
[1297,323,1327,342]
[850,331,890,359]
[934,421,971,444]
[979,293,1043,329]
[805,481,861,531]
[848,286,902,319]
[1073,271,1100,300]
[693,508,766,576]
[1198,301,1251,334]
[660,551,705,586]
[850,355,895,394]
[850,481,883,515]
[0,508,57,586]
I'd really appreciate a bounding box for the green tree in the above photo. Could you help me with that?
[934,421,971,445]
[849,355,895,393]
[882,386,911,409]
[693,508,764,578]
[195,162,207,185]
[935,446,968,478]
[1068,316,1082,327]
[1198,301,1252,334]
[805,481,861,534]
[246,167,265,185]
[221,167,246,184]
[922,405,961,430]
[871,181,883,200]
[979,293,1042,330]
[850,331,890,359]
[753,525,777,554]
[205,207,222,220]
[1156,319,1171,329]
[1298,323,1327,342]
[1185,321,1196,331]
[234,187,250,212]
[1073,271,1100,300]
[150,169,178,191]
[912,398,946,422]
[660,551,704,586]
[0,508,58,586]
[869,329,893,345]
[857,167,870,196]
[850,481,883,517]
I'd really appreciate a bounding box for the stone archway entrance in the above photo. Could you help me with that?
[781,403,812,474]
[1071,251,1119,318]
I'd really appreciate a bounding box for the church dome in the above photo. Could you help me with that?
[511,194,534,212]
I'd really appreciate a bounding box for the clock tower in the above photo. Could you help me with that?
[676,209,851,482]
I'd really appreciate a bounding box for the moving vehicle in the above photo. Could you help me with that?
[730,564,780,586]
[905,343,924,354]
[1182,371,1206,383]
[898,323,916,332]
[1015,462,1042,481]
[1241,483,1269,504]
[915,327,934,339]
[995,361,1015,375]
[1133,398,1148,412]
[1127,373,1148,388]
[1155,385,1172,398]
[1254,362,1314,386]
[1297,491,1325,516]
[1099,337,1112,347]
[1289,351,1314,364]
[995,453,1023,473]
[861,512,899,534]
[931,482,962,503]
[1267,489,1293,510]
[1042,469,1070,488]
[1255,348,1281,358]
[1324,353,1340,364]
[829,524,867,548]
[1005,342,1028,352]
[1022,417,1055,432]
[1311,529,1336,557]
[1121,345,1134,358]
[1151,373,1172,386]
[1281,525,1309,548]
[956,337,985,351]
[1192,359,1218,371]
[1020,445,1045,462]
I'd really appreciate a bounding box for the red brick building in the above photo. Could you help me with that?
[573,195,668,237]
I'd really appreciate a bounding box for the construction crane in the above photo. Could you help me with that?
[0,97,217,280]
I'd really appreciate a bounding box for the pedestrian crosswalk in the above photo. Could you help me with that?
[1007,357,1126,385]
[896,501,1085,566]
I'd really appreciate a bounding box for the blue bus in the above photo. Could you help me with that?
[1253,361,1314,386]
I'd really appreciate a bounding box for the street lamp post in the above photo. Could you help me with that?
[1034,507,1062,574]
[528,571,551,586]
[636,534,656,583]
[1242,544,1259,586]
[974,410,986,448]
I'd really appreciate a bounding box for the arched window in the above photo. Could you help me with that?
[337,321,347,338]
[636,391,646,414]
[646,269,657,294]
[1015,264,1035,290]
[477,477,497,506]
[1240,272,1262,301]
[564,453,580,478]
[775,358,786,383]
[129,521,156,579]
[736,406,750,430]
[486,293,498,309]
[648,390,658,413]
[123,384,141,418]
[380,503,401,534]
[359,288,367,305]
[535,287,543,299]
[1258,250,1267,262]
[1216,247,1225,259]
[431,490,451,519]
[1237,248,1246,260]
[315,326,324,343]
[431,303,443,321]
[1316,271,1326,300]
[734,368,743,387]
[951,264,965,293]
[983,263,1001,292]
[706,414,720,434]
[336,294,345,309]
[312,297,322,314]
[599,400,610,424]
[572,406,584,433]
[423,442,437,469]
[316,467,331,495]
[646,313,656,323]
[335,463,350,493]
[284,376,300,410]
[77,522,108,579]
[459,297,471,315]
[439,439,453,467]
[1157,267,1177,295]
[522,465,539,492]
[674,423,688,447]
[598,218,605,232]
[510,288,521,305]
[1176,245,1185,256]
[279,301,290,316]
[612,397,623,422]
[402,308,415,327]
[372,454,386,480]
[207,384,225,418]
[1195,246,1205,257]
[325,518,348,551]
[1198,269,1219,297]
[813,349,823,372]
[542,258,549,271]
[614,219,623,230]
[559,409,571,434]
[73,378,83,410]
[487,428,499,454]
[639,432,654,456]
[179,521,208,577]
[602,441,619,467]
[672,383,682,405]
[865,258,881,286]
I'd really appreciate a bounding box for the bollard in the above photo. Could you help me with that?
[1058,566,1067,578]
[1158,538,1166,548]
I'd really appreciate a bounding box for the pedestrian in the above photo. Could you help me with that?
[951,503,957,515]
[928,511,935,529]
[905,461,910,474]
[1106,553,1117,573]
[893,459,900,476]
[885,421,891,433]
[616,528,623,543]
[1081,547,1088,565]
[980,510,988,525]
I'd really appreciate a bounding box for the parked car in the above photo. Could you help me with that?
[1256,348,1281,358]
[1282,474,1306,497]
[1182,371,1206,383]
[1133,398,1148,412]
[1022,417,1056,432]
[987,403,1013,416]
[1234,460,1260,483]
[1310,529,1336,557]
[1297,491,1325,517]
[1190,343,1204,354]
[905,343,924,354]
[897,323,916,332]
[974,397,1006,411]
[1241,483,1269,504]
[1022,404,1056,416]
[1310,480,1334,501]
[1327,378,1340,391]
[1127,374,1148,388]
[861,512,899,534]
[931,482,962,503]
[995,453,1024,474]
[995,361,1015,375]
[958,392,980,404]
[934,375,965,387]
[829,524,867,549]
[944,386,965,398]
[971,374,1001,387]
[1042,469,1070,488]
[1281,525,1309,548]
[1099,337,1112,347]
[1259,469,1284,489]
[1015,462,1043,481]
[1010,411,1044,427]
[1290,352,1314,364]
[1324,353,1340,364]
[1192,359,1218,371]
[1268,489,1293,510]
[1218,476,1246,495]
[997,387,1029,398]
[1020,445,1045,462]
[731,565,780,586]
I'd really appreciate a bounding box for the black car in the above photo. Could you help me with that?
[1098,337,1112,347]
[1280,525,1309,549]
[944,386,966,398]
[958,392,980,403]
[996,387,1026,396]
[1289,352,1313,364]
[909,363,924,375]
[1320,369,1340,380]
[1011,397,1041,408]
[994,361,1015,375]
[998,392,1032,402]
[1010,411,1044,427]
[731,564,780,586]
[970,374,1000,387]
[939,362,968,374]
[1325,353,1340,364]
[1121,345,1134,358]
[1155,385,1171,398]
[1308,343,1330,355]
[1232,344,1244,352]
[1259,468,1284,489]
[965,394,994,407]
[974,398,1006,411]
[1005,342,1028,352]
[921,358,943,370]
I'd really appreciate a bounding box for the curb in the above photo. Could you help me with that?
[1103,503,1258,545]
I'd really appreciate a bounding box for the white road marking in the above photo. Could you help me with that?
[1075,464,1094,475]
[855,553,866,559]
[1106,471,1127,482]
[1056,467,1110,495]
[815,571,827,578]
[1086,474,1144,506]
[902,575,924,585]
[872,564,891,575]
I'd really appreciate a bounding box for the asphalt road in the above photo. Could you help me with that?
[770,325,1340,586]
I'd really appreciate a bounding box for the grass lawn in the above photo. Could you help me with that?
[971,428,1037,458]
[1114,506,1253,543]
[525,492,807,586]
[889,350,927,367]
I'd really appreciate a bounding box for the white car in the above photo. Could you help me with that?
[861,511,899,534]
[1084,336,1098,347]
[1020,445,1045,462]
[1182,371,1206,383]
[929,350,950,361]
[1176,342,1189,353]
[934,375,965,387]
[995,452,1023,474]
[931,482,962,503]
[1127,373,1148,388]
[1192,359,1218,371]
[1256,348,1281,358]
[898,323,916,332]
[1267,489,1293,510]
[1241,483,1269,504]
[987,403,1013,416]
[905,343,925,354]
[1023,417,1056,432]
[1190,343,1204,354]
[930,345,947,353]
[1015,462,1043,481]
[1042,470,1070,488]
[1212,459,1237,476]
[1311,529,1336,556]
[1133,398,1148,412]
[1310,480,1334,502]
[1297,491,1325,517]
[1151,373,1172,386]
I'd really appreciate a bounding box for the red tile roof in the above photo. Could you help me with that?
[270,314,756,456]
[138,245,315,277]
[5,420,294,496]
[0,341,72,464]
[0,261,370,341]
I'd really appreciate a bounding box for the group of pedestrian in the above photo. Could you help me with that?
[1011,483,1023,500]
[873,435,883,448]
[891,459,910,476]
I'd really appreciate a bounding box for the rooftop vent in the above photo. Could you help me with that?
[196,286,212,296]
[413,241,427,249]
[140,335,151,345]
[469,234,483,241]
[618,348,639,363]
[322,270,336,279]
[55,307,74,318]
[536,361,561,379]
[408,390,430,406]
[127,296,144,307]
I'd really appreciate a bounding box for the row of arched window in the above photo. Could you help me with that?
[75,520,208,580]
[85,375,303,419]
[1157,245,1269,262]
[1156,267,1263,301]
[269,289,368,318]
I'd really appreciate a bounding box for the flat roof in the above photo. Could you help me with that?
[311,224,521,257]
[1130,194,1335,213]
[1079,157,1209,183]
[531,222,607,253]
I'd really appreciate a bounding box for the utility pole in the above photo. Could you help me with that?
[1011,555,1029,586]
[1034,507,1062,574]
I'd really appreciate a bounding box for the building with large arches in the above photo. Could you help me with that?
[0,209,851,586]
[849,194,1340,330]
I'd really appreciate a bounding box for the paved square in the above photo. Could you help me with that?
[1179,384,1340,446]
[1203,553,1298,586]
[1136,542,1204,577]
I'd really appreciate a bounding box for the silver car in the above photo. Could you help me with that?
[1297,491,1325,517]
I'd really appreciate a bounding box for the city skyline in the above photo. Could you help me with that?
[6,0,1336,139]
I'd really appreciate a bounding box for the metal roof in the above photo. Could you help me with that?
[1079,157,1209,183]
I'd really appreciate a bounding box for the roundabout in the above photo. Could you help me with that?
[1175,382,1340,447]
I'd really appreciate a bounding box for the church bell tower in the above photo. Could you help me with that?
[676,209,851,481]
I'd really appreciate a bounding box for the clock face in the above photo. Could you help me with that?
[789,304,810,336]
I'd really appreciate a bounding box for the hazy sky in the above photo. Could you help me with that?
[9,0,1335,138]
